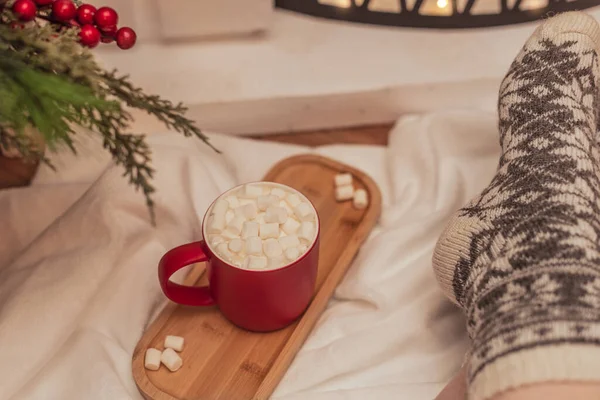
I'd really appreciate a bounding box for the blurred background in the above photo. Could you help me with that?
[84,0,600,135]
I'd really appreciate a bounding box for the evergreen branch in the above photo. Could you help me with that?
[102,70,219,153]
[0,18,219,225]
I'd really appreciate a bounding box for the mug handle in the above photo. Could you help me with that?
[158,241,216,306]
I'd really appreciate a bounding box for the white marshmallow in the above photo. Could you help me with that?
[225,210,234,224]
[225,216,244,236]
[235,203,258,220]
[241,221,259,239]
[299,243,308,253]
[260,223,280,239]
[353,189,368,209]
[217,242,233,260]
[279,235,300,250]
[268,255,286,269]
[221,230,239,240]
[294,203,314,221]
[280,200,293,214]
[239,198,255,205]
[164,335,185,352]
[209,235,225,247]
[228,238,244,253]
[245,237,263,255]
[208,200,229,232]
[270,187,286,199]
[285,247,301,261]
[281,218,301,235]
[144,348,161,371]
[334,173,353,187]
[263,238,283,257]
[286,193,302,208]
[244,255,268,270]
[255,212,266,224]
[298,221,315,243]
[212,199,229,216]
[207,214,225,234]
[225,195,240,208]
[161,348,183,372]
[257,195,278,211]
[265,206,288,224]
[335,185,354,201]
[241,184,263,198]
[231,255,244,267]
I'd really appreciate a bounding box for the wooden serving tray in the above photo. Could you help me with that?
[132,154,382,400]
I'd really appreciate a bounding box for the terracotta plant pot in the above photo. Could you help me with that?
[0,128,45,189]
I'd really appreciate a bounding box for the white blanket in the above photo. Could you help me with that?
[0,110,501,400]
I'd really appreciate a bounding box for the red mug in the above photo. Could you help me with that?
[158,182,320,332]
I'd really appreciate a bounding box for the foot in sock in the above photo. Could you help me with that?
[432,12,600,400]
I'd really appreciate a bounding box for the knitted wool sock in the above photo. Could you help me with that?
[432,12,600,400]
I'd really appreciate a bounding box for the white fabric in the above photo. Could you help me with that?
[0,110,501,400]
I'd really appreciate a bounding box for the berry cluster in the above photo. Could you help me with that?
[11,0,136,49]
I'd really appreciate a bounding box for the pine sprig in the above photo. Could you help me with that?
[102,70,220,153]
[0,18,218,224]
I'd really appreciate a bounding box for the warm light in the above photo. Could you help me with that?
[319,0,352,7]
[436,0,448,8]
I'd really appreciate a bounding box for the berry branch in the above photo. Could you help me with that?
[10,0,136,48]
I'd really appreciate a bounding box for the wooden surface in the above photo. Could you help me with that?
[132,154,382,400]
[248,124,392,147]
[0,125,392,190]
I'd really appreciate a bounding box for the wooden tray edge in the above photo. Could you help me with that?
[132,154,383,400]
[255,154,382,399]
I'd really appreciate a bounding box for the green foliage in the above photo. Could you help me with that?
[0,16,217,224]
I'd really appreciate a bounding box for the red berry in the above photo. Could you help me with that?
[52,0,76,22]
[116,26,136,50]
[100,24,117,37]
[79,24,100,48]
[100,36,114,43]
[12,0,37,21]
[76,3,95,25]
[35,0,54,5]
[94,6,117,28]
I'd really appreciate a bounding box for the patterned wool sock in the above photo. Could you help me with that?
[432,12,600,400]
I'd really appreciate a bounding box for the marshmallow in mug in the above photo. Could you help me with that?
[205,183,317,271]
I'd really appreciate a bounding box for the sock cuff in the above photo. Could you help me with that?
[537,12,600,45]
[469,344,600,400]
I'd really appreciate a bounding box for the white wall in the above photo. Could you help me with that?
[94,6,600,135]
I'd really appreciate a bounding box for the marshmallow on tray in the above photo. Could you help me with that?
[161,348,183,372]
[335,185,354,202]
[164,335,185,352]
[144,348,161,371]
[353,189,368,209]
[207,182,318,271]
[334,173,353,187]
